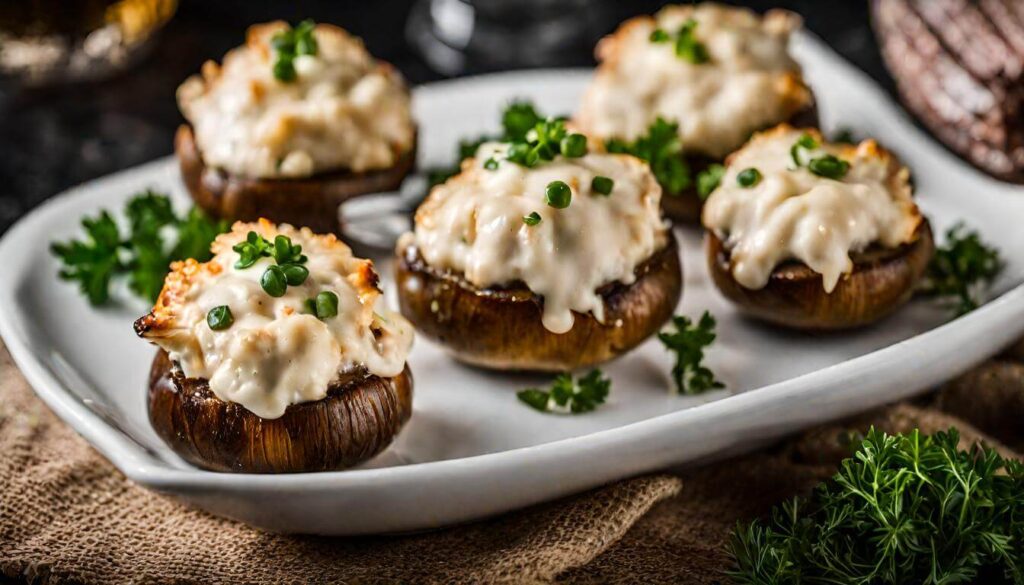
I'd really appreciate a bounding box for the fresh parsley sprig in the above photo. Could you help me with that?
[606,117,691,197]
[920,222,1003,315]
[271,19,318,82]
[729,427,1024,584]
[517,369,611,414]
[51,191,228,305]
[658,311,724,394]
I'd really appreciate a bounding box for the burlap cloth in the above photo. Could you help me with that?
[3,337,1023,584]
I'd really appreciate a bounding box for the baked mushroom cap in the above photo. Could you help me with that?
[661,102,819,223]
[175,124,416,235]
[706,219,935,330]
[395,233,682,372]
[147,349,413,473]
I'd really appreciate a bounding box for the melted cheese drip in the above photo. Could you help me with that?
[576,3,810,159]
[702,127,921,292]
[177,22,414,178]
[405,143,667,334]
[145,223,412,419]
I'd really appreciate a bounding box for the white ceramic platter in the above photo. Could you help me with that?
[2,33,1023,535]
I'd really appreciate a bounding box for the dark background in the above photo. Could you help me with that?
[0,0,892,234]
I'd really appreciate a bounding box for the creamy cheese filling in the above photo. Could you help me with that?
[576,3,811,160]
[141,221,413,419]
[177,22,415,179]
[702,126,921,292]
[404,143,667,334]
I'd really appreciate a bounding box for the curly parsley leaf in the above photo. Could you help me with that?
[51,191,228,305]
[51,212,125,305]
[729,427,1024,584]
[517,369,611,414]
[606,117,691,196]
[919,222,1003,316]
[658,311,723,394]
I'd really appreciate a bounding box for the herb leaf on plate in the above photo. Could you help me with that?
[50,212,124,305]
[658,311,723,395]
[919,222,1003,316]
[517,369,611,414]
[51,190,229,305]
[729,427,1024,584]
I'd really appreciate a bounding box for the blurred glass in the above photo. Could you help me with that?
[407,0,614,75]
[0,0,176,87]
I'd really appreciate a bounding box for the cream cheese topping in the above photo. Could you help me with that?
[702,126,922,292]
[139,220,413,419]
[576,3,811,160]
[403,143,667,334]
[177,22,415,179]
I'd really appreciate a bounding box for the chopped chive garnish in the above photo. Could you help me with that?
[545,180,572,209]
[807,155,850,179]
[483,157,499,170]
[281,263,309,286]
[260,265,288,297]
[560,133,588,158]
[790,133,819,167]
[737,167,762,188]
[206,305,234,330]
[591,175,614,196]
[315,291,339,319]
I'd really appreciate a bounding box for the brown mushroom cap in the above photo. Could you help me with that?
[147,350,413,474]
[395,233,683,372]
[663,101,820,223]
[706,218,935,330]
[175,124,416,235]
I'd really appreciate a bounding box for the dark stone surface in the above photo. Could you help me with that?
[0,0,891,234]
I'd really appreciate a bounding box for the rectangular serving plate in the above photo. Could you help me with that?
[1,33,1023,535]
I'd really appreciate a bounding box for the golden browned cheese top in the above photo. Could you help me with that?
[702,125,922,292]
[139,219,412,419]
[177,22,415,178]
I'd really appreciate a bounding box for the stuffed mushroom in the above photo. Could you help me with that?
[395,128,682,372]
[175,21,416,235]
[135,219,414,473]
[575,3,817,222]
[702,125,935,330]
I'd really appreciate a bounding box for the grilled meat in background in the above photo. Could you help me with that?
[871,0,1024,183]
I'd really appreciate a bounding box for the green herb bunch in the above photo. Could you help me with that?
[658,311,724,394]
[920,223,1004,316]
[51,190,228,305]
[517,369,611,414]
[730,427,1024,584]
[271,19,318,82]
